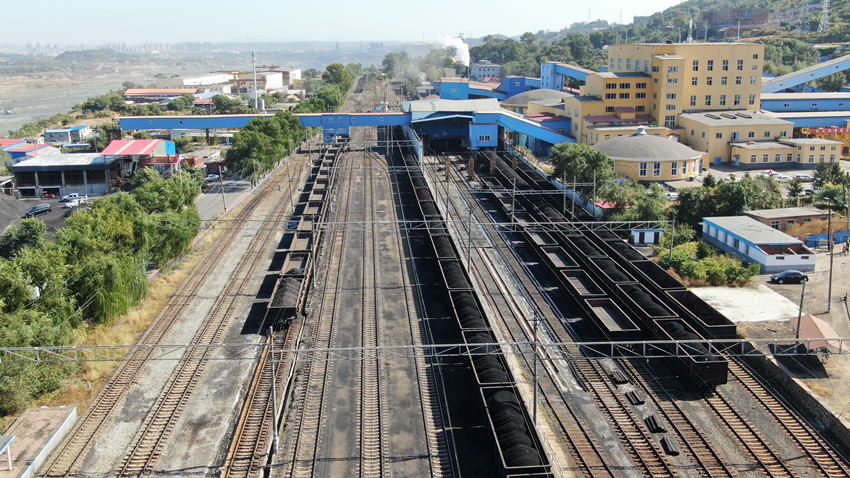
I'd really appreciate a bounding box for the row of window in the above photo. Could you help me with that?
[605,105,646,112]
[747,154,837,163]
[687,93,757,107]
[605,82,649,89]
[638,160,699,177]
[690,76,757,86]
[693,129,788,139]
[692,57,759,72]
[771,218,811,230]
[604,92,648,99]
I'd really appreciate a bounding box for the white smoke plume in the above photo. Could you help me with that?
[439,35,470,67]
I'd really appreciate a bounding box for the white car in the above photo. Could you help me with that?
[794,173,813,181]
[64,199,81,208]
[205,174,220,182]
[666,192,679,201]
[775,174,792,183]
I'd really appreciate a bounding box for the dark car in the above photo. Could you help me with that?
[770,270,808,284]
[23,203,52,218]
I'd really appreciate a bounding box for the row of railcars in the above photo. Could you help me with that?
[479,151,730,388]
[265,144,342,327]
[398,137,552,478]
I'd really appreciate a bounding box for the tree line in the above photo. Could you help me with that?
[0,170,203,414]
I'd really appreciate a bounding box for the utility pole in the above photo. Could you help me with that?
[828,210,834,312]
[252,50,259,111]
[218,173,227,212]
[795,280,807,344]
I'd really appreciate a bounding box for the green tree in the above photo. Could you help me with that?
[166,93,196,112]
[548,143,616,195]
[324,63,352,92]
[788,177,804,197]
[0,219,48,258]
[813,162,848,189]
[817,183,845,206]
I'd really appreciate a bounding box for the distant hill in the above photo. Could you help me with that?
[55,49,127,62]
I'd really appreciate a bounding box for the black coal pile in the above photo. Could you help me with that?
[619,284,671,318]
[433,235,457,259]
[661,321,711,360]
[570,237,603,256]
[271,277,302,308]
[607,240,646,261]
[592,257,632,282]
[452,291,486,329]
[486,390,542,467]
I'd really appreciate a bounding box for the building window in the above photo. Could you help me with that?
[706,77,713,86]
[736,76,742,85]
[771,220,780,229]
[705,95,712,106]
[763,154,769,163]
[567,108,571,115]
[831,145,837,150]
[618,58,623,69]
[619,93,630,99]
[645,61,650,72]
[707,60,714,71]
[619,83,631,89]
[750,76,757,85]
[753,53,759,59]
[749,155,756,163]
[809,155,815,163]
[734,94,741,106]
[667,78,678,83]
[639,163,647,177]
[738,59,744,70]
[665,115,676,127]
[797,154,801,162]
[636,82,647,88]
[752,64,759,70]
[692,77,698,86]
[787,153,793,162]
[610,58,615,69]
[683,161,688,173]
[668,66,678,72]
[749,94,756,105]
[690,129,695,135]
[606,93,616,99]
[721,76,728,85]
[652,66,659,72]
[666,93,677,99]
[606,83,617,89]
[666,104,676,110]
[635,92,646,99]
[748,131,755,138]
[765,131,772,138]
[787,220,795,227]
[716,132,723,139]
[635,105,645,112]
[605,135,611,140]
[478,135,491,142]
[774,154,781,162]
[626,58,632,70]
[722,59,729,71]
[692,60,699,71]
[671,162,678,175]
[820,145,826,150]
[654,78,659,83]
[819,154,825,162]
[653,104,657,110]
[605,106,615,112]
[701,132,706,138]
[690,95,697,106]
[653,162,661,177]
[780,131,787,137]
[720,95,726,106]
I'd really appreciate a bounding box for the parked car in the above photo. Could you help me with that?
[666,191,679,201]
[794,173,813,181]
[63,196,88,208]
[23,204,51,218]
[770,270,808,284]
[775,174,792,183]
[205,174,220,182]
[804,189,815,196]
[41,191,55,199]
[60,192,81,202]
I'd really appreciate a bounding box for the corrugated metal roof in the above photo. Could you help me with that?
[745,207,828,220]
[11,153,118,171]
[705,216,802,245]
[762,92,850,100]
[123,88,200,96]
[102,139,162,156]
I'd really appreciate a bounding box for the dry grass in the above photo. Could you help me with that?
[37,219,230,411]
[787,219,829,240]
[809,382,834,398]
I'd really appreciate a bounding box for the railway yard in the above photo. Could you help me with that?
[33,77,850,477]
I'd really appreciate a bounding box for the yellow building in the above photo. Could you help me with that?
[592,126,706,181]
[564,42,765,147]
[729,138,842,169]
[677,110,794,166]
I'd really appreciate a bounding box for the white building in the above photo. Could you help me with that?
[156,73,231,88]
[702,216,816,273]
[470,60,502,81]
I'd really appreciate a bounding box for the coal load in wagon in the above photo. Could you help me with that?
[441,261,471,290]
[433,237,457,259]
[569,237,603,257]
[421,201,439,218]
[452,291,486,329]
[485,390,542,467]
[592,257,632,282]
[417,189,433,202]
[607,240,646,261]
[595,229,620,241]
[619,284,671,318]
[660,321,711,360]
[271,277,302,308]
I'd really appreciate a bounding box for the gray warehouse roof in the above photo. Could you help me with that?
[679,110,793,127]
[592,127,702,162]
[745,207,828,220]
[705,216,802,245]
[501,89,573,107]
[402,98,503,113]
[11,153,119,172]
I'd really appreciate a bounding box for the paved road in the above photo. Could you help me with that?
[195,175,253,221]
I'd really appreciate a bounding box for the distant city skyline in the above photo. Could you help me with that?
[6,0,683,46]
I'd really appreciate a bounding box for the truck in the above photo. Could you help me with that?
[60,193,83,202]
[63,196,88,208]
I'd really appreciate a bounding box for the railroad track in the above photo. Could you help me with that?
[117,153,311,475]
[358,128,385,477]
[41,161,293,477]
[726,359,850,477]
[284,142,353,477]
[221,147,337,478]
[386,137,454,477]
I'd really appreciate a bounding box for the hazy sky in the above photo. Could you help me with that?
[8,0,684,45]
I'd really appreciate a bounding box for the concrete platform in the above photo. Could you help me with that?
[0,407,76,478]
[691,284,801,322]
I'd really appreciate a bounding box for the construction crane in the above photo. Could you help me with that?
[800,126,850,159]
